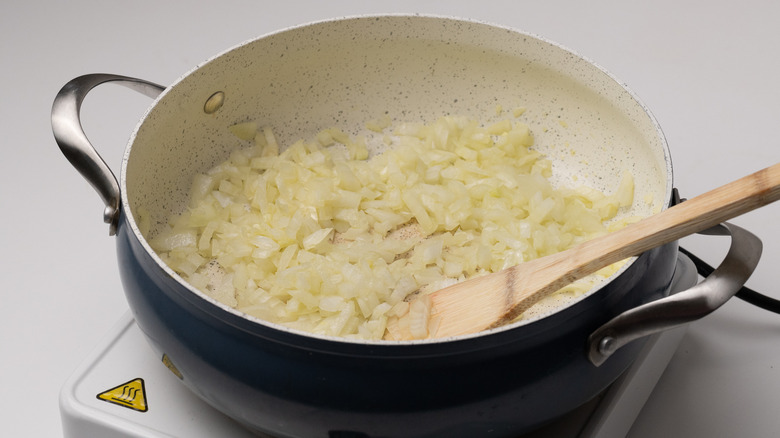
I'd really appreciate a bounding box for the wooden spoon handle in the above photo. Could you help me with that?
[493,162,780,331]
[559,162,780,288]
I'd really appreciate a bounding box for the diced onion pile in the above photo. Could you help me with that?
[150,115,634,340]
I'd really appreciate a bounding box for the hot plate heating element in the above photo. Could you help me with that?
[60,252,698,438]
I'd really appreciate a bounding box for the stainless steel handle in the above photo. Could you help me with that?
[587,222,762,366]
[51,74,165,235]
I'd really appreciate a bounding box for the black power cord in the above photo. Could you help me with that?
[679,246,780,314]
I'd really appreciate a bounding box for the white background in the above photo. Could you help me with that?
[2,1,779,436]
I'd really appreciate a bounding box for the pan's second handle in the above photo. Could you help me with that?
[587,222,762,366]
[51,74,165,235]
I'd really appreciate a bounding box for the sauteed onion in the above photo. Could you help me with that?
[150,115,635,340]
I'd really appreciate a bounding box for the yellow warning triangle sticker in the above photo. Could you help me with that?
[96,378,148,412]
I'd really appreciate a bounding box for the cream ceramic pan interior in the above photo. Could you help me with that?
[122,15,672,331]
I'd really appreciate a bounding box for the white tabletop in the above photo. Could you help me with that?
[2,1,778,436]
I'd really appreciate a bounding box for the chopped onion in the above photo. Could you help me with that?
[151,115,635,340]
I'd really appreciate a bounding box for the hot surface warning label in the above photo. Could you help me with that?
[96,378,148,412]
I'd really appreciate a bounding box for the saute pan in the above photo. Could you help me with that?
[52,15,762,437]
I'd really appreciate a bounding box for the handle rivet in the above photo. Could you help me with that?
[203,91,225,114]
[599,336,616,355]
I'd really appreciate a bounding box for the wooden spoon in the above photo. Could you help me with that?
[385,162,780,340]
